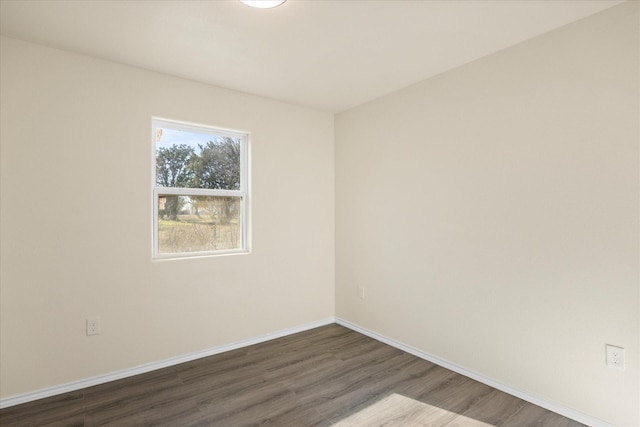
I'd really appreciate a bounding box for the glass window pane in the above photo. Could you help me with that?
[157,195,242,254]
[156,127,242,190]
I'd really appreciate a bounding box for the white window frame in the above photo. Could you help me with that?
[152,118,250,259]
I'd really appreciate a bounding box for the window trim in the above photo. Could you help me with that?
[151,117,250,259]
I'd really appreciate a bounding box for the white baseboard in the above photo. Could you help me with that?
[335,317,612,427]
[0,317,336,409]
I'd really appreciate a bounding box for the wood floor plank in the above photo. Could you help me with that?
[332,392,451,427]
[443,389,529,427]
[500,402,587,427]
[84,396,200,427]
[38,415,86,427]
[83,369,184,411]
[0,391,85,427]
[0,324,587,426]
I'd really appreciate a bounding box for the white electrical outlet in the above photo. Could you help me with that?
[86,317,101,336]
[606,344,624,369]
[357,286,365,300]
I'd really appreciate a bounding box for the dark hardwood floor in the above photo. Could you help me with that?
[0,324,586,426]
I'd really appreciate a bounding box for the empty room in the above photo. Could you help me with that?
[0,1,638,426]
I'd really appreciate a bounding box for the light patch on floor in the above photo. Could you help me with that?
[333,393,495,427]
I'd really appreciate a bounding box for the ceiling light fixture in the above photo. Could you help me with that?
[240,0,286,9]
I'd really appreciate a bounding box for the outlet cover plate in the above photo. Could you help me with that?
[605,344,624,369]
[86,317,101,336]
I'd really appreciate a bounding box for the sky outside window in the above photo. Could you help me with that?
[156,127,215,154]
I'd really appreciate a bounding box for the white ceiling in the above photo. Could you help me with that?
[0,0,625,113]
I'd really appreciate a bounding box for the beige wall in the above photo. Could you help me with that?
[336,3,638,426]
[0,37,335,398]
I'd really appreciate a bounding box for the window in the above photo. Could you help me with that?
[152,118,249,258]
